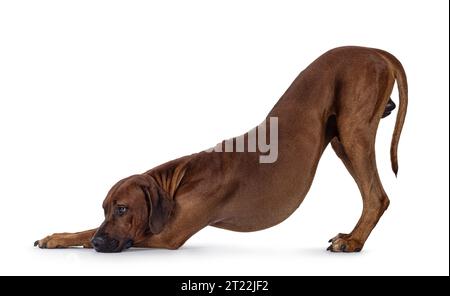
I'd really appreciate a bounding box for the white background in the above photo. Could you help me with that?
[0,0,448,276]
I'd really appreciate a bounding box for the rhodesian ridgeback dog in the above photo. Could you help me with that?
[35,46,407,252]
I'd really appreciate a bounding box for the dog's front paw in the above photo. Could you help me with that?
[34,233,68,249]
[327,233,363,252]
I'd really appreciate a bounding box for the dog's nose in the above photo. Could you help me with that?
[91,237,105,249]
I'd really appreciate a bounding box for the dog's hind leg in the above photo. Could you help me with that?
[328,123,390,252]
[327,67,395,252]
[331,137,355,178]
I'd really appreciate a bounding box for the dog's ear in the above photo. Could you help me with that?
[141,177,174,234]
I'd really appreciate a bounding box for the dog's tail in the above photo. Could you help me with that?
[378,50,408,176]
[391,63,408,176]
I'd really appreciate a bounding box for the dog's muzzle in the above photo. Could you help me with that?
[91,236,133,253]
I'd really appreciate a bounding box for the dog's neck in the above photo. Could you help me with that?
[144,157,190,199]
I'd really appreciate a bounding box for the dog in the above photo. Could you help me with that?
[35,46,407,252]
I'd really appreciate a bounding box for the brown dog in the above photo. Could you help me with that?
[35,46,407,252]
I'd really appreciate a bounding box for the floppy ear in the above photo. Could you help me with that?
[141,178,174,234]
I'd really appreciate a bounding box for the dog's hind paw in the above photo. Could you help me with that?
[327,233,363,252]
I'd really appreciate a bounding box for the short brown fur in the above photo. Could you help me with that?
[35,46,407,252]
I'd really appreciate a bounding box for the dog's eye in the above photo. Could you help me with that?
[116,206,128,216]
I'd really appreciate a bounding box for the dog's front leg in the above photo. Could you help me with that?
[34,229,97,249]
[134,209,210,250]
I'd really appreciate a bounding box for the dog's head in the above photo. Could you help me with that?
[91,174,174,253]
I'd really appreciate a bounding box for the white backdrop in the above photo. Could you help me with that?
[0,0,448,276]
